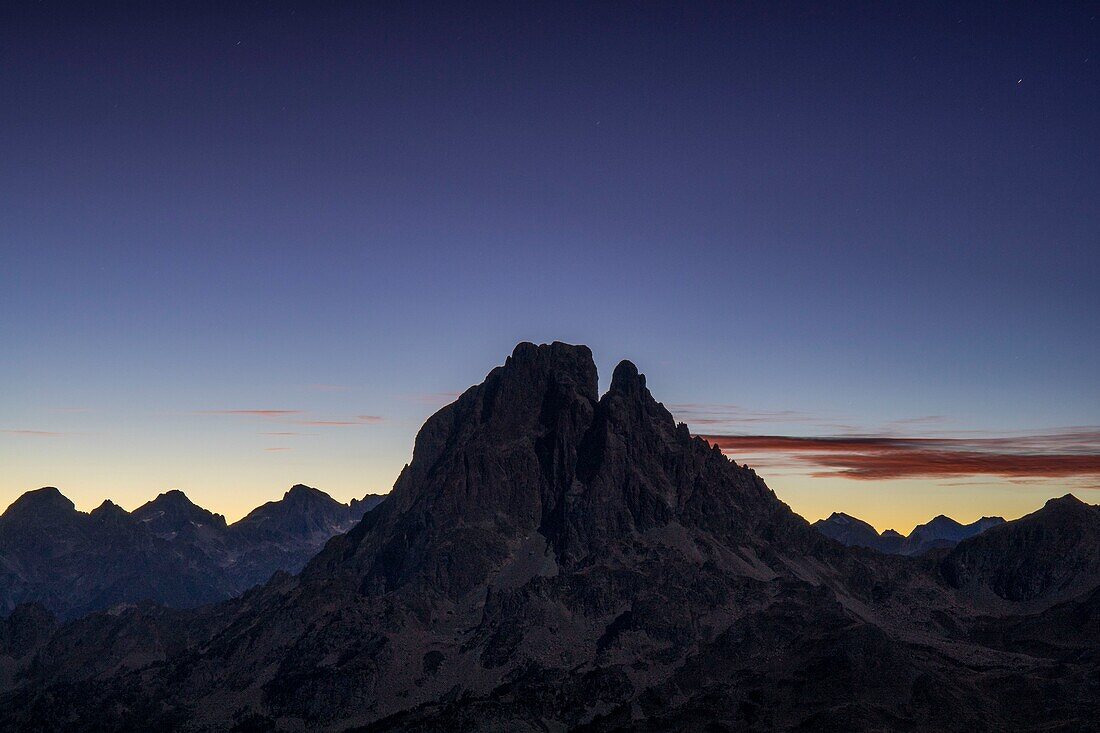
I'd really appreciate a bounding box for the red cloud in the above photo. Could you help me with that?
[403,392,462,405]
[294,415,384,427]
[699,430,1100,481]
[1,429,67,437]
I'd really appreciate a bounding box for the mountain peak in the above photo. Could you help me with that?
[133,489,227,535]
[2,487,76,521]
[916,515,965,533]
[942,492,1100,604]
[499,341,599,398]
[283,484,330,502]
[89,499,129,521]
[812,511,889,551]
[1044,493,1087,510]
[325,343,790,598]
[234,484,354,538]
[152,488,193,505]
[609,359,645,395]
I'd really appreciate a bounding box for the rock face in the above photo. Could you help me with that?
[0,486,384,620]
[814,511,1005,555]
[0,343,1097,732]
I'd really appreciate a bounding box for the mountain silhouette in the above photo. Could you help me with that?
[941,494,1100,608]
[814,511,1005,555]
[0,343,1096,731]
[0,485,384,620]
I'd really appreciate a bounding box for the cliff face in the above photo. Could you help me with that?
[0,343,1097,733]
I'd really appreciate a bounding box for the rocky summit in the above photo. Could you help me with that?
[0,343,1097,732]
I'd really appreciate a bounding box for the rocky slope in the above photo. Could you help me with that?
[814,511,1004,555]
[0,485,384,620]
[0,343,1096,731]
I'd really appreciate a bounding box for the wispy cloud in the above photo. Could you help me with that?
[48,407,92,414]
[402,392,462,405]
[700,429,1100,481]
[669,403,854,430]
[293,415,384,427]
[1,429,68,437]
[196,409,303,417]
[263,447,292,452]
[882,415,948,428]
[259,431,313,436]
[197,410,382,428]
[306,384,352,392]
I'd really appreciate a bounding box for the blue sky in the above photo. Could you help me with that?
[2,1,1098,530]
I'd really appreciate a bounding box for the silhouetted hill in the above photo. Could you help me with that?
[814,511,1004,555]
[940,494,1100,609]
[0,488,233,620]
[225,484,385,588]
[813,511,905,552]
[133,489,229,537]
[0,485,384,620]
[0,344,1095,732]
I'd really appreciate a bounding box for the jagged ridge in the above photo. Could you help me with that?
[0,485,385,620]
[814,511,1006,555]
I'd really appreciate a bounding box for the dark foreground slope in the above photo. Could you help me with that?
[0,343,1097,732]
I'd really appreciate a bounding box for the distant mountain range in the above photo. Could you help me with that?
[0,485,385,620]
[0,344,1097,731]
[813,511,1005,555]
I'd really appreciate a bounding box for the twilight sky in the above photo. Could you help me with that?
[2,1,1098,533]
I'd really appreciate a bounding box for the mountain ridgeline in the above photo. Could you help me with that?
[0,485,385,620]
[0,343,1097,731]
[813,511,1005,555]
